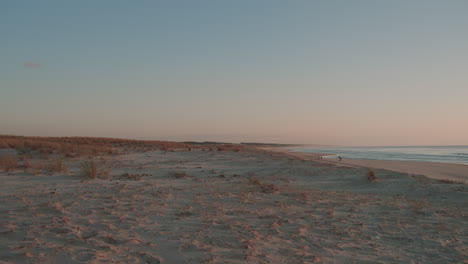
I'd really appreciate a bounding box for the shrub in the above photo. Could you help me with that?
[80,159,109,179]
[365,170,377,182]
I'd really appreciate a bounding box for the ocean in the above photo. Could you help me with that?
[293,145,468,165]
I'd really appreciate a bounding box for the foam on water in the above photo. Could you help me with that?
[294,145,468,165]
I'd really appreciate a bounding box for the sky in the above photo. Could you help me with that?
[1,0,468,146]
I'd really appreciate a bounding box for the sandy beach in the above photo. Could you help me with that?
[324,158,468,183]
[1,145,467,263]
[266,147,468,183]
[3,1,468,263]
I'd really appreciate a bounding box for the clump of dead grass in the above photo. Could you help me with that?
[80,159,109,179]
[30,163,44,175]
[247,174,279,194]
[118,173,150,181]
[20,159,31,173]
[0,154,18,172]
[365,170,377,182]
[46,158,68,175]
[169,170,189,179]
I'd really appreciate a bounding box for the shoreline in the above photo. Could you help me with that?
[263,147,468,182]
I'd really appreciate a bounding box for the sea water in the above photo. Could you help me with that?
[293,145,468,165]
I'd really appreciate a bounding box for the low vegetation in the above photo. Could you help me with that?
[46,158,69,175]
[0,135,251,178]
[0,136,117,157]
[0,154,18,172]
[80,159,109,179]
[247,174,279,193]
[0,135,247,156]
[169,170,189,179]
[117,172,151,181]
[365,170,377,182]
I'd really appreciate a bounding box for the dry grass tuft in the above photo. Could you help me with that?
[232,147,241,152]
[39,151,50,160]
[118,173,150,181]
[46,158,68,175]
[0,154,18,172]
[80,159,109,179]
[365,170,377,182]
[31,163,44,175]
[247,175,279,193]
[169,170,189,179]
[21,159,31,173]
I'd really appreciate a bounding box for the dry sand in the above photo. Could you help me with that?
[1,148,467,263]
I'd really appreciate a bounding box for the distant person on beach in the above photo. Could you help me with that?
[338,156,342,161]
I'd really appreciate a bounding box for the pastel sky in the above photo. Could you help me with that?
[1,0,467,146]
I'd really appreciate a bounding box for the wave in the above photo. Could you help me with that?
[453,153,468,156]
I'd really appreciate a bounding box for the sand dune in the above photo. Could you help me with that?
[1,149,467,263]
